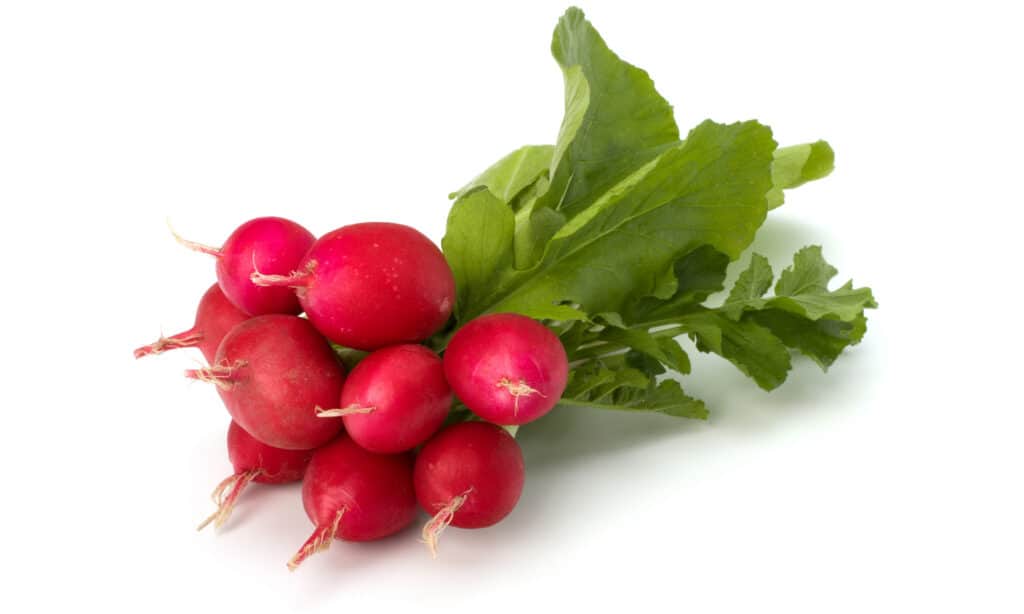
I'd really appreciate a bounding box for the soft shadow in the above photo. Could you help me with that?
[517,403,709,473]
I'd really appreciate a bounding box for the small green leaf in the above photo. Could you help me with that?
[441,189,515,320]
[680,309,792,391]
[767,140,835,209]
[750,310,868,370]
[775,244,837,295]
[771,246,877,321]
[560,375,707,420]
[449,145,555,203]
[721,253,774,319]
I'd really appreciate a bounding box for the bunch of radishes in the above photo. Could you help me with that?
[136,217,568,569]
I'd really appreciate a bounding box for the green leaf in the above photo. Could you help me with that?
[707,246,876,374]
[441,189,515,320]
[450,145,554,203]
[543,8,680,218]
[771,246,876,321]
[767,140,835,209]
[775,244,837,295]
[720,246,877,323]
[721,253,774,319]
[513,193,566,268]
[460,119,776,322]
[595,322,691,375]
[750,310,868,369]
[623,244,731,325]
[561,361,707,419]
[680,309,792,391]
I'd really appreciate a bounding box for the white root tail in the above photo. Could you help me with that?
[250,259,316,288]
[185,360,247,391]
[496,377,545,416]
[196,469,262,532]
[314,405,376,418]
[133,331,203,359]
[287,508,345,571]
[420,489,472,559]
[166,218,222,257]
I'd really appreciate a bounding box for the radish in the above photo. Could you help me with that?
[198,421,311,531]
[134,283,248,362]
[414,421,525,557]
[443,313,569,425]
[186,315,345,450]
[172,216,315,316]
[288,434,416,570]
[316,344,451,453]
[250,222,455,350]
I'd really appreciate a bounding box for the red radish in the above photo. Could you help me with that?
[250,222,455,350]
[443,313,569,425]
[198,421,312,531]
[414,421,525,557]
[172,216,315,316]
[316,344,451,453]
[134,283,248,362]
[288,434,416,570]
[186,315,345,450]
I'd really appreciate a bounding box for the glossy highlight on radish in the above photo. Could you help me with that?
[250,222,455,350]
[198,421,312,531]
[288,434,416,570]
[443,313,569,425]
[414,421,525,557]
[134,284,249,362]
[317,344,451,453]
[186,315,345,450]
[172,217,315,316]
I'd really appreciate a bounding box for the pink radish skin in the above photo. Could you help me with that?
[443,313,569,425]
[288,434,416,570]
[174,216,315,316]
[251,222,455,350]
[198,421,312,531]
[186,315,345,450]
[134,284,248,362]
[414,421,525,556]
[317,344,451,453]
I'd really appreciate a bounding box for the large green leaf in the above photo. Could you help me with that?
[460,120,775,321]
[542,8,680,219]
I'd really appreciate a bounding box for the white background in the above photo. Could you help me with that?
[2,1,1021,612]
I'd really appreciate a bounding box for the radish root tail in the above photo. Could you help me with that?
[420,488,472,559]
[287,508,345,571]
[314,405,376,418]
[166,218,222,257]
[196,469,262,532]
[184,360,247,390]
[133,330,203,359]
[250,259,316,289]
[496,377,544,416]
